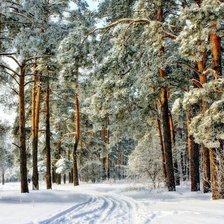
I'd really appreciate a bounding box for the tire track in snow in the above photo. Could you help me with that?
[38,193,137,224]
[38,196,93,224]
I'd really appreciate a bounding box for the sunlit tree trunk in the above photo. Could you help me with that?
[32,71,42,190]
[19,64,29,193]
[210,32,222,76]
[73,77,80,186]
[209,27,223,199]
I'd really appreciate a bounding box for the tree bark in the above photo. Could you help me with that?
[160,74,176,191]
[209,27,223,199]
[73,79,80,186]
[19,64,29,193]
[169,113,180,186]
[210,149,219,199]
[156,6,175,191]
[32,71,42,190]
[73,140,79,186]
[45,78,52,189]
[156,118,167,180]
[2,168,5,185]
[196,59,211,193]
[186,111,200,191]
[56,140,62,185]
[210,32,222,76]
[68,149,73,183]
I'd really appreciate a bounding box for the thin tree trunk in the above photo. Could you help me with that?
[52,166,56,183]
[19,64,29,193]
[73,141,79,186]
[31,63,37,189]
[68,149,73,183]
[56,140,62,185]
[45,79,52,189]
[73,79,80,186]
[169,113,180,186]
[2,168,5,185]
[32,71,42,190]
[105,116,110,179]
[102,157,106,180]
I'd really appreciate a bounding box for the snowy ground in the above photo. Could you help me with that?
[0,181,224,224]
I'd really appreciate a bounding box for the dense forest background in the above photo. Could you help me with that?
[0,0,223,200]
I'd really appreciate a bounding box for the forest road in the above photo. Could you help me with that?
[38,192,143,224]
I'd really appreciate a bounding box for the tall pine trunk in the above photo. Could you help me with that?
[156,117,167,180]
[196,59,211,193]
[45,78,52,189]
[19,64,29,193]
[186,110,200,191]
[73,79,80,186]
[209,28,223,199]
[160,78,175,191]
[32,71,42,190]
[169,113,180,186]
[157,6,175,191]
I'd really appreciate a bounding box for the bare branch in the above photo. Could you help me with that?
[82,18,151,44]
[0,63,20,77]
[0,52,17,56]
[178,61,201,76]
[7,55,21,67]
[7,86,19,95]
[1,70,19,85]
[24,80,34,86]
[12,143,20,149]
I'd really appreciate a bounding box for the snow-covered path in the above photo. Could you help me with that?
[40,193,136,224]
[1,182,224,224]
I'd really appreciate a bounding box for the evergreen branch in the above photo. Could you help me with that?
[2,11,33,23]
[24,55,50,63]
[82,18,151,44]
